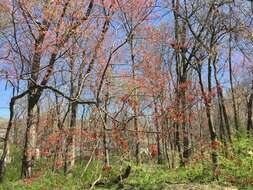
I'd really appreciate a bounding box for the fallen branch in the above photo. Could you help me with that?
[89,174,102,190]
[113,165,131,184]
[93,165,132,187]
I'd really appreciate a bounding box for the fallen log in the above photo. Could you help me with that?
[113,165,131,184]
[93,165,132,187]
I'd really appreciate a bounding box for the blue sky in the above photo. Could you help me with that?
[0,80,12,118]
[0,1,250,119]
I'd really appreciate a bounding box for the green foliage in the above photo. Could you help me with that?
[4,145,23,182]
[1,137,253,189]
[218,136,253,189]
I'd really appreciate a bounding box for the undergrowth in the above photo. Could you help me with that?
[0,136,252,190]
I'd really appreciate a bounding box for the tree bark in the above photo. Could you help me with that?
[197,64,218,178]
[64,60,78,174]
[129,34,140,165]
[21,91,40,178]
[247,81,253,135]
[213,60,232,143]
[228,7,239,132]
[172,0,189,166]
[64,101,77,174]
[154,99,162,164]
[103,91,110,167]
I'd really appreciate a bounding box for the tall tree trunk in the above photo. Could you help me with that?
[21,91,39,178]
[52,101,69,172]
[197,64,218,178]
[175,122,182,165]
[247,81,253,135]
[80,106,86,159]
[163,114,170,165]
[172,0,189,166]
[64,101,77,174]
[129,35,140,165]
[21,28,56,178]
[228,7,239,132]
[134,111,140,164]
[64,59,78,174]
[0,89,29,181]
[35,104,40,159]
[172,0,182,166]
[13,113,18,145]
[181,88,189,165]
[213,60,232,143]
[154,99,162,164]
[103,91,110,167]
[0,100,16,181]
[217,97,226,143]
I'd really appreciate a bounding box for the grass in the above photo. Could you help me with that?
[0,136,252,189]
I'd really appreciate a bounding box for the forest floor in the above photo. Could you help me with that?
[0,136,253,189]
[0,159,250,190]
[95,183,238,190]
[158,184,237,190]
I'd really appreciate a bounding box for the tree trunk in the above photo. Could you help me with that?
[35,104,40,159]
[0,102,15,181]
[197,65,218,178]
[217,98,226,143]
[228,11,239,132]
[129,34,140,165]
[80,106,86,159]
[247,81,253,135]
[64,102,77,174]
[21,92,39,178]
[181,89,190,165]
[13,115,18,145]
[103,92,110,167]
[172,0,189,166]
[213,61,232,143]
[154,99,162,164]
